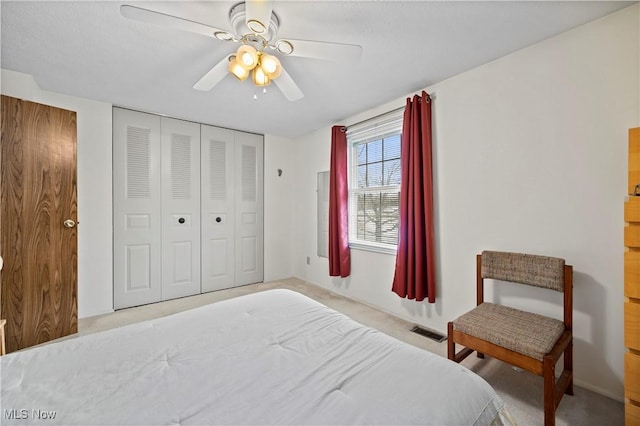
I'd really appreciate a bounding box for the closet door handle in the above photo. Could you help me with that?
[216,217,222,223]
[63,219,76,228]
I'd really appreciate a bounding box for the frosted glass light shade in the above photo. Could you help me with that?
[260,53,282,79]
[228,57,249,81]
[252,66,271,86]
[236,45,258,69]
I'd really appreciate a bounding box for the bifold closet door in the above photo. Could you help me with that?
[201,126,264,291]
[115,108,262,306]
[114,109,201,309]
[201,125,235,292]
[160,118,201,300]
[113,109,162,309]
[235,131,264,286]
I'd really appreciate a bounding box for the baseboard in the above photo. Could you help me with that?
[573,378,624,403]
[78,308,115,320]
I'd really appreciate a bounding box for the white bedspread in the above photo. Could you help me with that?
[1,289,512,425]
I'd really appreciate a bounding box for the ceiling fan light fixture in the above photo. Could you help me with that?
[252,65,271,87]
[236,45,258,69]
[275,40,293,55]
[228,56,250,81]
[247,19,266,34]
[260,53,281,79]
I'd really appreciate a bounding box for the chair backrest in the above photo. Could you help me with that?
[477,250,573,331]
[481,251,566,292]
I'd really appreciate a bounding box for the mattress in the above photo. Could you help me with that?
[1,289,513,425]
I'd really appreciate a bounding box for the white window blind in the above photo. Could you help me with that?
[346,109,404,145]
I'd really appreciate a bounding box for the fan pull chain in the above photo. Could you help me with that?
[253,87,268,101]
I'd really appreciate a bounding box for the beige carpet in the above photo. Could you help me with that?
[79,277,623,426]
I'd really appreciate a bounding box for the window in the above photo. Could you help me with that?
[347,110,403,254]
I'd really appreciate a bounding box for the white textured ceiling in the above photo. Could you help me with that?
[1,1,634,137]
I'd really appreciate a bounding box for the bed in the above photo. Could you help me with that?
[1,289,513,425]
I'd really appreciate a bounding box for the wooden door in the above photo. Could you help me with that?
[0,95,78,353]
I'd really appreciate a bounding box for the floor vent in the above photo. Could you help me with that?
[411,326,446,343]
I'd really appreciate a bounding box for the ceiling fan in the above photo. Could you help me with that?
[120,1,363,101]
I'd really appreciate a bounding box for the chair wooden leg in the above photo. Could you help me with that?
[543,356,556,426]
[447,322,455,360]
[564,340,573,395]
[447,325,477,363]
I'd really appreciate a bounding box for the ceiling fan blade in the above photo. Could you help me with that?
[245,0,274,34]
[279,39,363,62]
[120,5,226,38]
[193,57,231,91]
[274,67,304,102]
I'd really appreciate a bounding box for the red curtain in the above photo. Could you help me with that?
[328,125,351,277]
[392,92,436,302]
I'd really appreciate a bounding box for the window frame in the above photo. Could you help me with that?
[346,110,403,255]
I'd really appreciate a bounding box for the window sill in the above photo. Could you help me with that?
[349,241,397,256]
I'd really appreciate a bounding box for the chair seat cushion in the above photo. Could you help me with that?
[452,303,566,361]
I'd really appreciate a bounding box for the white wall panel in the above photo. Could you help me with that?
[263,135,295,281]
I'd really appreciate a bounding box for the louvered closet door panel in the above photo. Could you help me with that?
[201,125,236,292]
[160,117,201,300]
[113,108,162,309]
[235,131,264,286]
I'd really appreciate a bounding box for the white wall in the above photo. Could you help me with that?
[263,134,295,281]
[292,5,639,401]
[1,69,114,318]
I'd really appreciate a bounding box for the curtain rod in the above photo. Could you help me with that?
[344,105,405,132]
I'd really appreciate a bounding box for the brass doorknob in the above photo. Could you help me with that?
[63,219,76,228]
